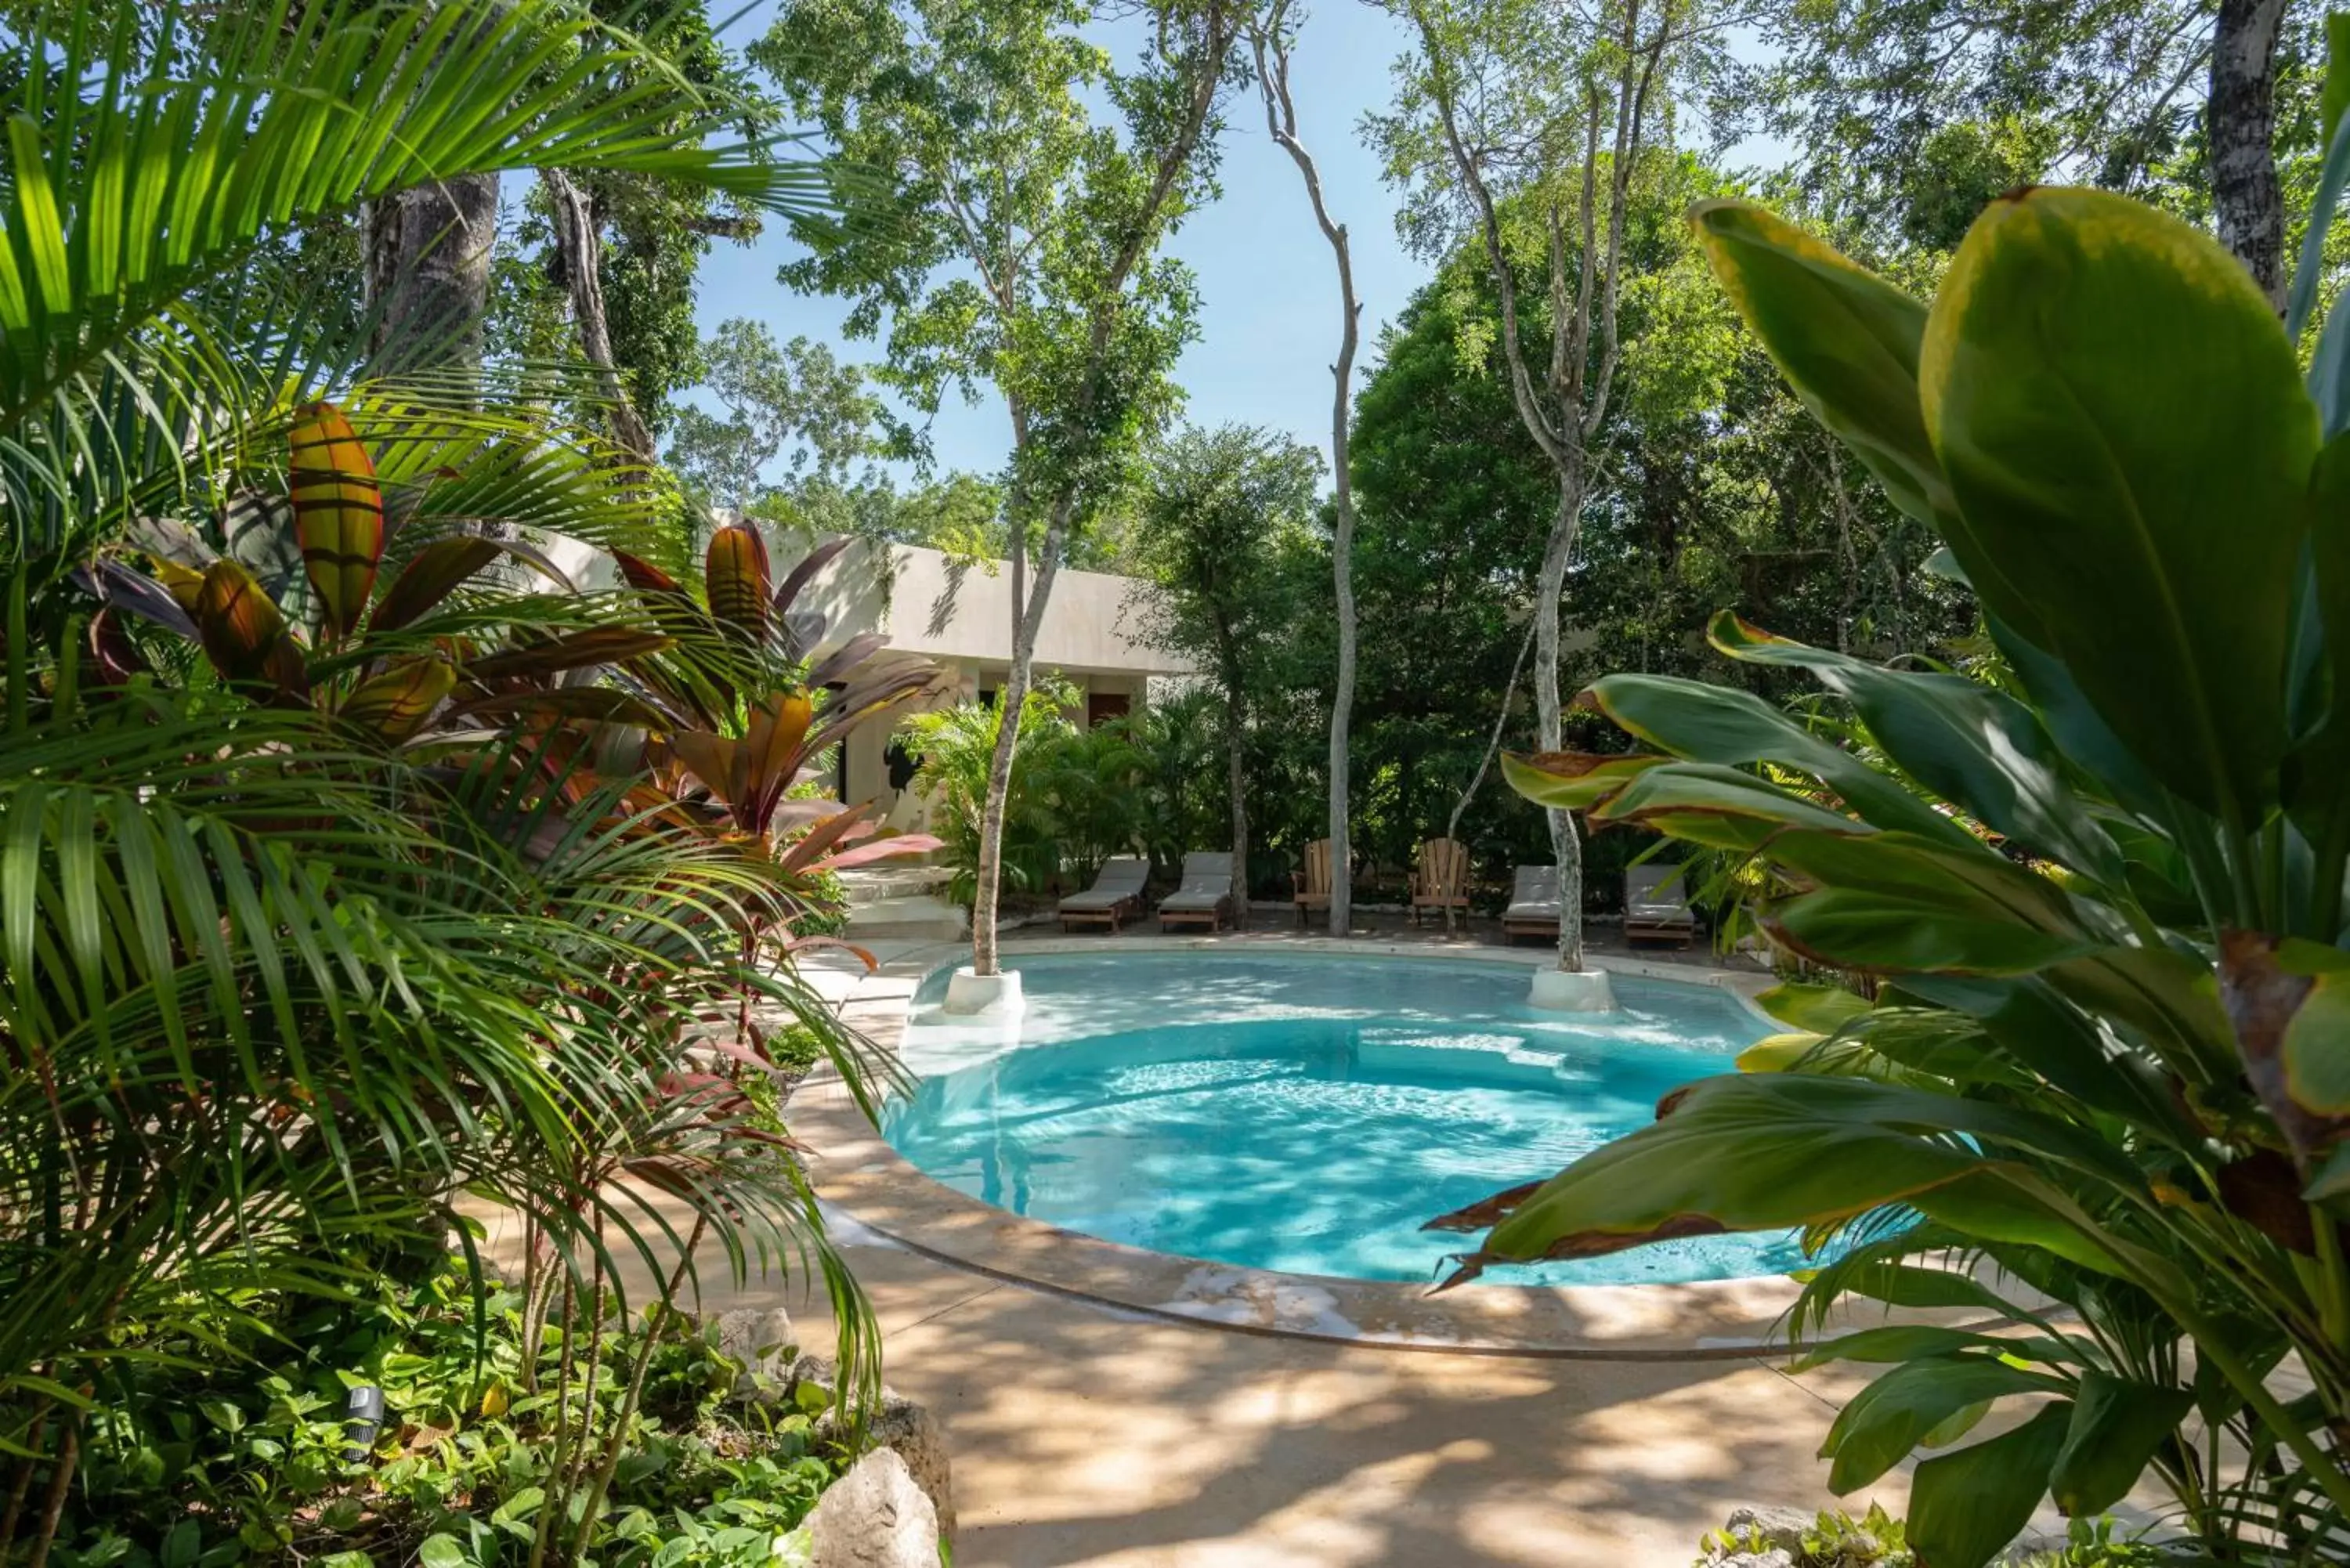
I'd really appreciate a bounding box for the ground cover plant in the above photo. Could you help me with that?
[35,1256,850,1568]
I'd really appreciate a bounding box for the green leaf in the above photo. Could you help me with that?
[1589,761,1871,850]
[2049,1371,2196,1516]
[1922,186,2318,825]
[1907,1403,2072,1568]
[1586,673,1971,847]
[1754,982,1873,1034]
[1822,1358,2066,1492]
[1498,749,1665,811]
[1687,201,1955,536]
[1794,1324,2090,1372]
[2283,972,2350,1114]
[1434,1073,2133,1284]
[416,1537,467,1568]
[1708,612,2123,887]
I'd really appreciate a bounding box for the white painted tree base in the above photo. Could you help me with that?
[1527,967,1616,1012]
[942,966,1025,1017]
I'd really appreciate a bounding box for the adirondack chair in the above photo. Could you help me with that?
[1408,837,1472,933]
[1291,838,1333,926]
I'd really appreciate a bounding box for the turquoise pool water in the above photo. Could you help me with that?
[881,952,1813,1287]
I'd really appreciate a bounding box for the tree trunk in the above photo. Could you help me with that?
[363,173,501,373]
[1254,18,1363,941]
[1534,476,1587,972]
[1226,681,1249,930]
[544,168,656,464]
[2210,0,2288,308]
[970,511,1063,976]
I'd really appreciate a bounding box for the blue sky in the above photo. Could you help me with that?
[689,6,1784,486]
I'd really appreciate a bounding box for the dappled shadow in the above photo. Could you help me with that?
[804,1241,1892,1567]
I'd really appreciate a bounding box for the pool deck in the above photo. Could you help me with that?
[733,926,1922,1565]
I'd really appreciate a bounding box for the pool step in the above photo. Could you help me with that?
[841,867,967,943]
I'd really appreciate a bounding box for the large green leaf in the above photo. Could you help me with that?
[2049,1371,2195,1516]
[1687,204,1954,531]
[1586,674,1971,847]
[1906,1403,2072,1568]
[1709,613,2123,887]
[1588,761,1873,851]
[1922,187,2318,826]
[1431,1073,2136,1284]
[1900,975,2198,1140]
[1821,1358,2066,1492]
[1762,831,2100,977]
[1498,750,1665,811]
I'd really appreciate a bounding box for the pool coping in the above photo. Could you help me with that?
[793,935,1920,1360]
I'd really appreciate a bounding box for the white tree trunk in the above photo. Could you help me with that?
[970,512,1063,976]
[1533,479,1586,972]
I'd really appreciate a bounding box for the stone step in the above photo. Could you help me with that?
[843,889,967,943]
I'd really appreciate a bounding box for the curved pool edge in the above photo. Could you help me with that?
[797,934,1965,1360]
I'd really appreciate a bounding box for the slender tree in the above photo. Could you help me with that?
[1252,1,1362,936]
[757,0,1242,979]
[1379,0,1684,977]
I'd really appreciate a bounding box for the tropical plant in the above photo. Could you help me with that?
[896,691,1074,909]
[1444,98,2350,1568]
[36,1252,860,1566]
[0,3,893,1560]
[1029,718,1149,887]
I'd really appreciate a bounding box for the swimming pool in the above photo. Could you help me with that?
[880,952,1815,1287]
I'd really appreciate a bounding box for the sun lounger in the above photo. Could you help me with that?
[1625,862,1697,948]
[1500,865,1562,942]
[1158,851,1236,933]
[1058,856,1150,933]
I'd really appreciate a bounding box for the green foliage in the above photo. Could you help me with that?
[667,323,891,512]
[896,688,1076,905]
[1698,1504,1910,1567]
[30,1256,849,1567]
[1480,176,2350,1566]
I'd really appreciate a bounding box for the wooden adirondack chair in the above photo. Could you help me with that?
[1408,837,1471,933]
[1292,838,1333,926]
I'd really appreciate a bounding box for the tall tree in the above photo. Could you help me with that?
[665,323,888,510]
[1133,425,1322,918]
[1378,0,1684,979]
[1253,0,1363,937]
[1726,0,2318,302]
[757,0,1242,981]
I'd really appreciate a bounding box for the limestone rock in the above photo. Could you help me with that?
[1720,1506,1813,1555]
[807,1449,942,1568]
[713,1306,797,1403]
[793,1353,956,1545]
[1713,1552,1795,1568]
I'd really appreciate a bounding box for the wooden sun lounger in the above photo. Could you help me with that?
[1058,855,1150,933]
[1625,862,1697,948]
[1500,864,1562,942]
[1158,851,1236,933]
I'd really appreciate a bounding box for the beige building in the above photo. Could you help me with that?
[797,537,1195,832]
